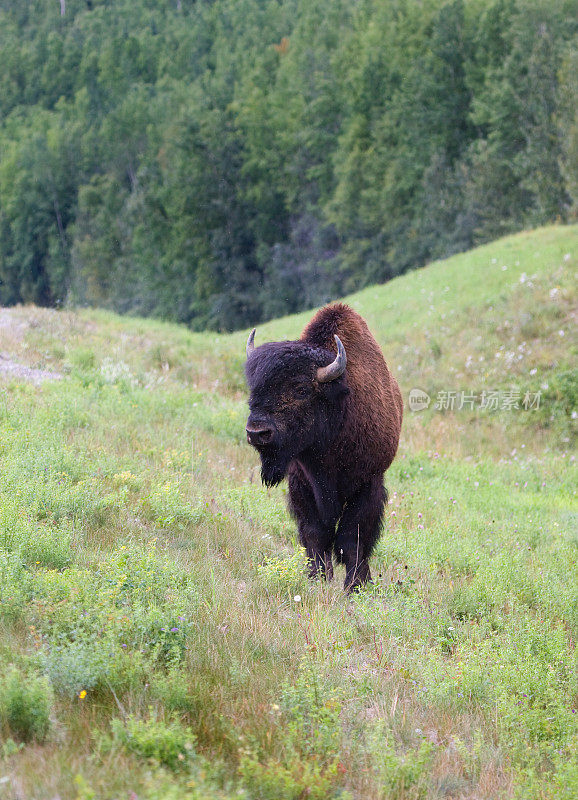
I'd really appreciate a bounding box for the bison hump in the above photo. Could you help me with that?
[302,303,403,475]
[301,303,362,351]
[301,303,383,374]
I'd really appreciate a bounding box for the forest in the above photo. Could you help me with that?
[0,0,576,331]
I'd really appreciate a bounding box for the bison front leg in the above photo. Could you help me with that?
[288,464,334,581]
[335,476,386,592]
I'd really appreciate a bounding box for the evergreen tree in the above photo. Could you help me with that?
[0,0,575,328]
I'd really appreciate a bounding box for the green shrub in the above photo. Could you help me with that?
[21,525,73,570]
[128,607,190,666]
[532,368,578,439]
[110,714,195,771]
[447,584,489,620]
[552,746,578,800]
[238,663,348,799]
[73,774,97,800]
[140,481,204,530]
[239,755,349,800]
[150,668,196,714]
[137,765,238,799]
[66,347,97,372]
[543,369,578,418]
[1,737,24,758]
[0,667,53,743]
[0,551,28,624]
[43,636,111,698]
[368,724,434,800]
[257,549,310,595]
[280,666,342,762]
[0,493,72,569]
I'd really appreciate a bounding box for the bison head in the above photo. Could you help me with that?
[245,329,348,487]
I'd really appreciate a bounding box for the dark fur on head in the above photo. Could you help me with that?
[245,341,348,487]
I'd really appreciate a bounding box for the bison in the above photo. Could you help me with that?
[245,303,403,592]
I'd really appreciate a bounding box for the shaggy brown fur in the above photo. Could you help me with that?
[245,303,403,591]
[300,303,403,486]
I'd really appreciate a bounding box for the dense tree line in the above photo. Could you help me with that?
[0,0,576,330]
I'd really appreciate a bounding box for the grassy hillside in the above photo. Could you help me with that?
[0,225,576,798]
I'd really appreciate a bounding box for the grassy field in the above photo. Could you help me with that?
[0,224,576,799]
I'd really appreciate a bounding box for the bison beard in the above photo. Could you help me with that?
[259,447,292,489]
[245,303,403,592]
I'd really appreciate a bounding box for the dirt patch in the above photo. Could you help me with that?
[0,306,67,385]
[0,353,62,385]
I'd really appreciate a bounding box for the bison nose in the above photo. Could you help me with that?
[246,426,274,446]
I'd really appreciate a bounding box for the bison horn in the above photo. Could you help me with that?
[246,328,256,358]
[317,335,347,383]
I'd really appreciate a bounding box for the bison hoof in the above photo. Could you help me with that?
[344,565,372,594]
[308,554,334,582]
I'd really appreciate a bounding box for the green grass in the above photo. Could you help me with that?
[0,224,576,798]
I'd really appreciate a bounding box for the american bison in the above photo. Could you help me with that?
[245,303,403,592]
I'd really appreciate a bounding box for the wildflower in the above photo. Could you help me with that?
[79,690,87,700]
[294,595,301,603]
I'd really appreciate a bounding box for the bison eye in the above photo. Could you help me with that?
[295,385,309,399]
